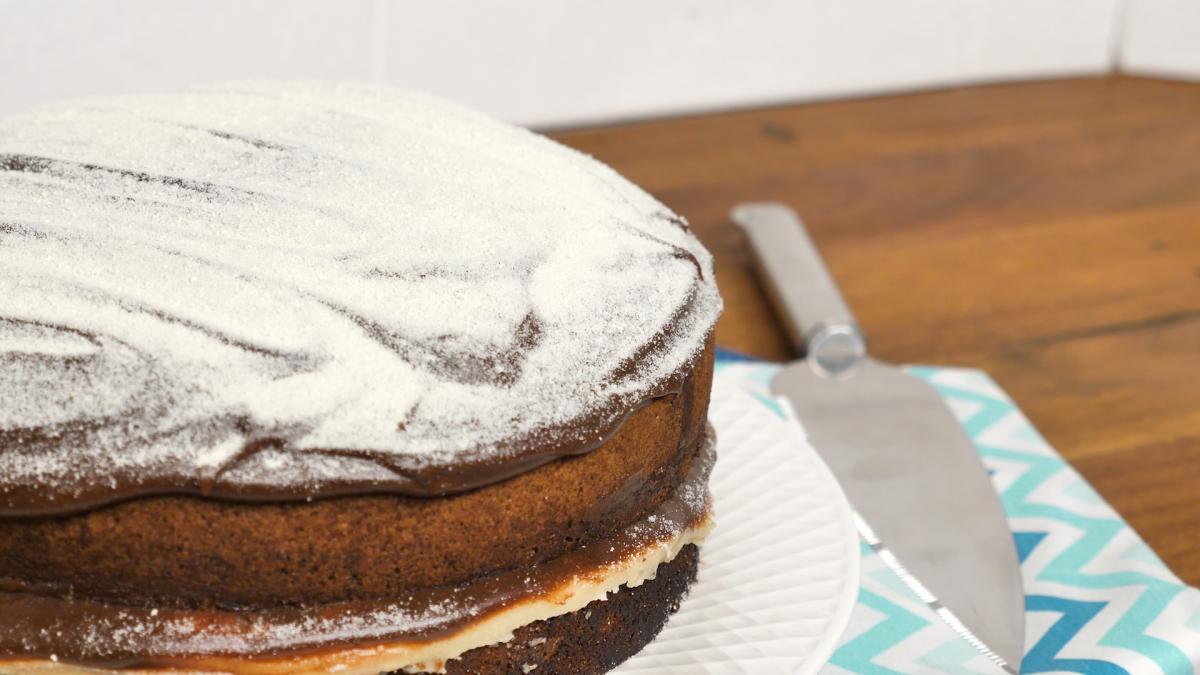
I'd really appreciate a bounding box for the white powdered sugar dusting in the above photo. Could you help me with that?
[14,597,472,661]
[0,82,721,507]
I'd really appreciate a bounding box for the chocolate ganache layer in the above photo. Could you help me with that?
[0,82,722,516]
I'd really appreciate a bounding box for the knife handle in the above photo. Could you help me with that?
[731,202,868,376]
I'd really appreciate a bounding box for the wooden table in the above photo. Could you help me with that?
[552,75,1200,584]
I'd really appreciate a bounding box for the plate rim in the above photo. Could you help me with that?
[772,392,861,675]
[612,370,861,674]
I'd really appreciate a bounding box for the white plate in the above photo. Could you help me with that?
[617,371,860,674]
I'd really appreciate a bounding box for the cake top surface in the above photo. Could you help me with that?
[0,82,720,514]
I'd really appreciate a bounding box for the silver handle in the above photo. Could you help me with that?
[731,202,868,377]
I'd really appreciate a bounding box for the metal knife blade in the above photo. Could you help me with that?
[732,202,1025,671]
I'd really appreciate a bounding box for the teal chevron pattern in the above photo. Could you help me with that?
[830,589,928,675]
[716,358,1200,674]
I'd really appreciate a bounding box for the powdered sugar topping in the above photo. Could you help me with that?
[0,82,720,510]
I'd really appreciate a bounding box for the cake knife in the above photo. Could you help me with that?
[732,203,1025,673]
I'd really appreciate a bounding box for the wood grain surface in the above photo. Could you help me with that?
[552,75,1200,583]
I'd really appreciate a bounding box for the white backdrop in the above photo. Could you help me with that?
[0,0,1195,127]
[1120,0,1200,78]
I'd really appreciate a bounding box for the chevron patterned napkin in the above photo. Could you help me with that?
[714,352,1200,675]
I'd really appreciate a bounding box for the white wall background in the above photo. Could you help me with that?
[0,0,1195,127]
[1120,0,1200,79]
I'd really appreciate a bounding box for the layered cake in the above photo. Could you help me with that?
[0,83,722,674]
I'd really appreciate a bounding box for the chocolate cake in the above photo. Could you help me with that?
[0,83,722,674]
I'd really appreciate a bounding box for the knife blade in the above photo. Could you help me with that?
[732,202,1025,672]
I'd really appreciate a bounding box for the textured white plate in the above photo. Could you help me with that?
[617,371,860,674]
